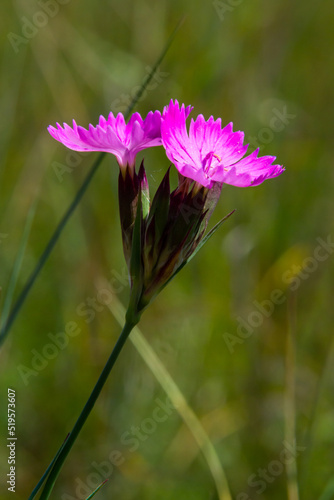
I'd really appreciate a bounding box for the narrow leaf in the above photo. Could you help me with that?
[84,479,109,500]
[28,434,70,500]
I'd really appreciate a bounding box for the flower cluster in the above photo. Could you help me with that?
[48,100,284,187]
[48,100,284,318]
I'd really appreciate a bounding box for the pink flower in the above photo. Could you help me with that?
[161,100,285,189]
[48,110,162,168]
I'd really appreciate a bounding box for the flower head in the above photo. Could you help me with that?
[161,100,285,189]
[48,110,162,168]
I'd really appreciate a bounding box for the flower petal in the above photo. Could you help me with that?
[161,100,284,188]
[211,149,285,187]
[48,110,162,168]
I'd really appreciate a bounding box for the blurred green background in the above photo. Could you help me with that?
[1,0,334,499]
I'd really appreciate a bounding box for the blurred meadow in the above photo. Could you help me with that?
[1,0,334,499]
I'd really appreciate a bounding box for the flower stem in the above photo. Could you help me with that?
[34,317,137,500]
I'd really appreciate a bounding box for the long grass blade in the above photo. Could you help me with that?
[299,318,334,497]
[0,18,183,345]
[0,151,105,346]
[0,200,37,336]
[125,16,185,117]
[285,290,300,500]
[101,285,233,500]
[318,477,334,500]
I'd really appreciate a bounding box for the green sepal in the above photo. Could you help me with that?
[164,186,205,251]
[138,160,150,220]
[118,167,140,267]
[187,209,235,263]
[200,181,223,233]
[127,186,144,317]
[143,168,171,276]
[146,167,171,244]
[158,209,236,293]
[140,213,201,308]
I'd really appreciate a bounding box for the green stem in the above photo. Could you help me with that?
[35,317,137,500]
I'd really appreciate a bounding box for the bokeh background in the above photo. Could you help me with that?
[1,0,334,499]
